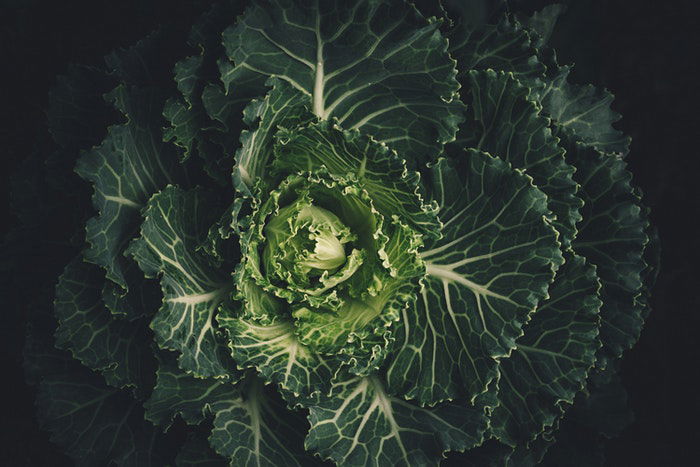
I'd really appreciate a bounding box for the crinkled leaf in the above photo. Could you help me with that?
[566,134,649,366]
[516,4,567,48]
[455,69,581,244]
[448,17,545,83]
[76,84,183,289]
[222,0,463,164]
[218,295,337,399]
[144,351,240,429]
[54,257,155,392]
[538,65,630,155]
[386,151,564,405]
[491,253,601,446]
[272,120,440,238]
[233,78,313,195]
[209,375,314,466]
[127,186,237,379]
[29,331,169,466]
[306,376,490,466]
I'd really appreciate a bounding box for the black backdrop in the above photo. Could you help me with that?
[1,0,697,465]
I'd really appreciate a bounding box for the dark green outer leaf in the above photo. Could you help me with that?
[209,375,316,467]
[455,69,581,245]
[144,351,240,429]
[76,84,183,289]
[222,0,463,165]
[26,330,169,466]
[566,133,649,366]
[54,257,155,393]
[490,253,601,447]
[386,151,564,406]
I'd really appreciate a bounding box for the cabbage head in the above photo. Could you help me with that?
[22,1,658,465]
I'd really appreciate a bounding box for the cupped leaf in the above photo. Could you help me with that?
[490,253,601,447]
[164,1,266,186]
[565,134,650,366]
[54,257,155,392]
[76,84,184,289]
[272,120,440,238]
[294,217,424,376]
[448,16,545,83]
[222,0,463,164]
[454,69,581,245]
[233,78,313,195]
[127,186,237,379]
[144,351,240,429]
[208,375,315,467]
[386,151,564,406]
[305,376,491,466]
[28,330,170,466]
[537,65,631,156]
[218,294,338,399]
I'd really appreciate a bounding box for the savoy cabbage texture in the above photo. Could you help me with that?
[19,0,658,465]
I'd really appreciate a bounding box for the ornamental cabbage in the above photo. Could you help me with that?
[21,1,658,465]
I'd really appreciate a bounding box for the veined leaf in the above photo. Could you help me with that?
[28,330,169,466]
[54,258,155,392]
[76,84,183,290]
[272,120,440,239]
[233,78,313,195]
[218,294,338,399]
[306,376,490,466]
[490,253,601,447]
[455,69,581,245]
[221,0,463,164]
[565,133,650,366]
[127,186,237,379]
[144,351,240,429]
[209,375,315,467]
[386,151,564,405]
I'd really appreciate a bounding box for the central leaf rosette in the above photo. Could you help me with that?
[247,172,398,344]
[220,121,437,388]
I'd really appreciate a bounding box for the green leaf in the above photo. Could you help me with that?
[218,293,338,399]
[449,17,545,83]
[566,134,649,365]
[54,257,155,392]
[144,351,240,429]
[29,332,169,466]
[222,0,463,164]
[127,186,237,379]
[101,261,162,321]
[208,375,314,467]
[233,78,313,195]
[305,376,490,466]
[163,2,268,186]
[455,69,581,245]
[538,65,631,155]
[272,120,440,238]
[386,151,564,405]
[490,253,601,447]
[76,84,183,289]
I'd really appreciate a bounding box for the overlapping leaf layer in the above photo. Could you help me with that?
[21,1,656,466]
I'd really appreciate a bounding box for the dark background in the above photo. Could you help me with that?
[1,0,697,465]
